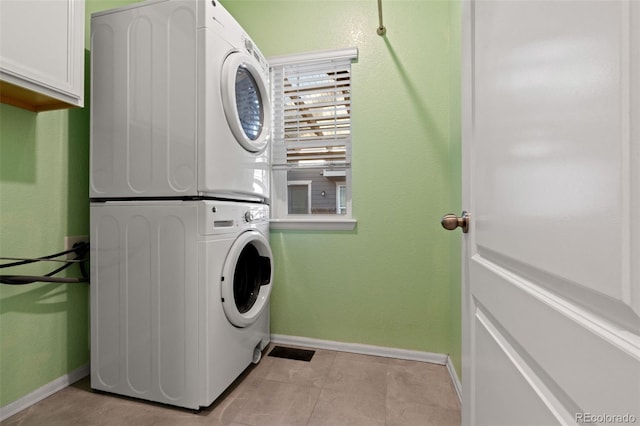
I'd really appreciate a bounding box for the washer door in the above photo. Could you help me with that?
[220,52,271,154]
[221,230,273,327]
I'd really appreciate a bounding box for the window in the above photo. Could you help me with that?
[287,180,311,214]
[269,48,358,230]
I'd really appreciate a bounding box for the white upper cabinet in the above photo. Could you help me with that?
[0,0,85,111]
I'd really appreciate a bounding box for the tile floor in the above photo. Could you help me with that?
[4,345,461,426]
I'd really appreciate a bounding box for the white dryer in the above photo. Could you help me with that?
[90,0,271,202]
[90,200,272,409]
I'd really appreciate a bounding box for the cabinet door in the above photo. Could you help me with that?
[0,0,84,111]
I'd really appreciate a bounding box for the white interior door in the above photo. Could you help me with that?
[459,0,640,424]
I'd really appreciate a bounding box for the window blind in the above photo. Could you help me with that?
[271,51,356,170]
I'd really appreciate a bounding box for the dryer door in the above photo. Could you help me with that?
[220,52,271,154]
[221,230,273,327]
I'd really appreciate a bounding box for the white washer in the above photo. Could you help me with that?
[90,0,271,202]
[90,200,272,409]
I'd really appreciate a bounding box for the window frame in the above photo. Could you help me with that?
[269,48,358,231]
[335,181,347,215]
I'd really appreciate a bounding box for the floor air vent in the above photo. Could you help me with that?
[268,346,315,362]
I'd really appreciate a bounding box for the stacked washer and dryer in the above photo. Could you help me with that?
[89,0,273,410]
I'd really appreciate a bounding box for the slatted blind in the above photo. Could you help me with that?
[271,50,356,170]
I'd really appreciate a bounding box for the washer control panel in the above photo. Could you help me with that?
[243,206,268,224]
[200,201,269,235]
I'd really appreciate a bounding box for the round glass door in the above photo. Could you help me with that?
[221,231,273,327]
[221,52,271,153]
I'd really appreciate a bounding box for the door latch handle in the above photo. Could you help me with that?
[441,211,470,233]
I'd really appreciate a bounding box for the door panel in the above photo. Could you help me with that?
[462,0,640,424]
[474,0,629,304]
[472,259,640,419]
[474,309,563,426]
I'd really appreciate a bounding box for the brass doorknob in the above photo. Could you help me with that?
[441,211,470,233]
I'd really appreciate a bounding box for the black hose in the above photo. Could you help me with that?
[0,242,90,285]
[0,246,83,268]
[0,275,89,284]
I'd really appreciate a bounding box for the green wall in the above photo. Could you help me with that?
[224,0,462,374]
[0,0,461,409]
[0,95,90,406]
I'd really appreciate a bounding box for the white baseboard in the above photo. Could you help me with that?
[271,334,448,364]
[270,334,462,404]
[0,364,89,422]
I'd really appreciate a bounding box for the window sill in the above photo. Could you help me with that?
[269,218,357,231]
